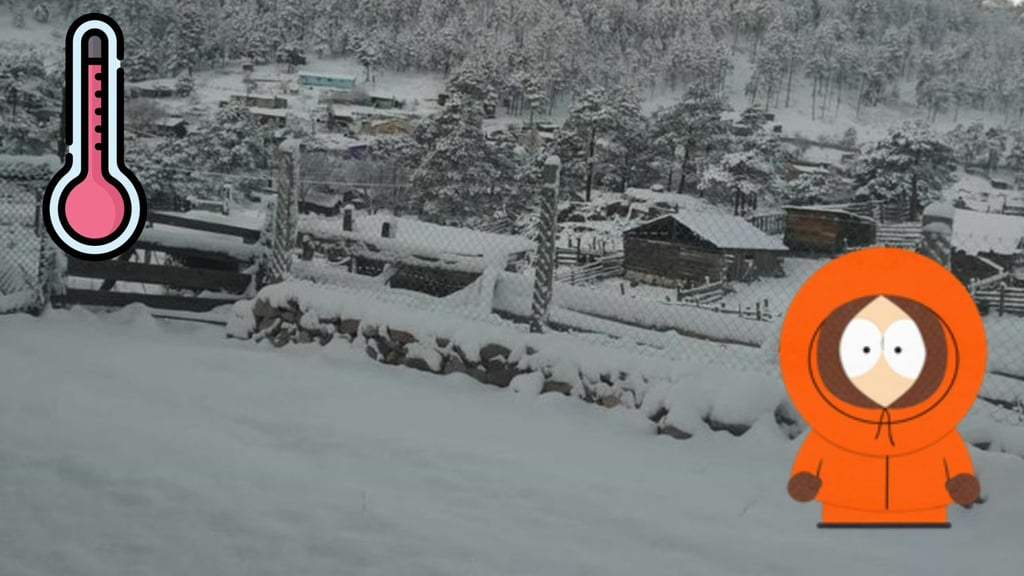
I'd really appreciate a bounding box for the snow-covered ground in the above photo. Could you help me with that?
[1,309,1023,576]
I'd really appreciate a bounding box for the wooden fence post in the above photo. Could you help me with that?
[531,156,560,333]
[999,282,1006,317]
[260,141,300,286]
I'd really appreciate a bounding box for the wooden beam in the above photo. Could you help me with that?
[67,259,252,293]
[133,239,250,265]
[148,211,262,244]
[62,289,240,312]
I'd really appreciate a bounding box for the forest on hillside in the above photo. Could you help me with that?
[4,1,1024,226]
[7,0,1024,122]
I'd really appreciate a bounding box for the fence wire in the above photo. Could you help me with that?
[0,170,50,315]
[3,152,1021,427]
[283,183,1024,426]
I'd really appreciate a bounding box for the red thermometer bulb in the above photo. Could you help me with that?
[44,15,146,260]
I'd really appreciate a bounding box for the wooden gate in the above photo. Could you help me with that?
[59,211,264,315]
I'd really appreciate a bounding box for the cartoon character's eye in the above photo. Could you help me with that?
[883,319,926,380]
[839,318,882,379]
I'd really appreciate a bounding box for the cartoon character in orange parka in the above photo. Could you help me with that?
[779,247,986,528]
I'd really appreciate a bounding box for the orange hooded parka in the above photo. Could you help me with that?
[779,248,987,526]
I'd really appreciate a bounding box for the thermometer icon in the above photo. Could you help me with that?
[44,14,146,261]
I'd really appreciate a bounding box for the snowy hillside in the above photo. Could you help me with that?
[2,310,1024,576]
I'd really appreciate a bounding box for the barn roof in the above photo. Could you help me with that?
[630,212,788,251]
[953,209,1024,255]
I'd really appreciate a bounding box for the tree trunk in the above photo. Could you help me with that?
[678,145,691,195]
[785,63,795,108]
[811,77,817,121]
[585,127,596,203]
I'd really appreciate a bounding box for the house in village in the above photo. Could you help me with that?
[298,72,357,91]
[782,205,877,253]
[224,93,288,109]
[147,117,188,138]
[362,117,413,136]
[623,211,788,287]
[368,94,403,110]
[248,107,288,129]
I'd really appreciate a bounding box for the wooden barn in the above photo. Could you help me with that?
[623,212,788,287]
[225,93,288,109]
[783,206,877,253]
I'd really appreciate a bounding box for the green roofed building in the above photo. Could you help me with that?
[298,72,357,91]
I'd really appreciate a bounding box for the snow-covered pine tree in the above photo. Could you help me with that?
[852,121,955,219]
[0,44,62,155]
[409,95,509,225]
[168,0,208,74]
[651,88,732,194]
[699,126,789,213]
[552,87,648,200]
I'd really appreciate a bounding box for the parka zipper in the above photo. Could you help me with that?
[884,456,890,509]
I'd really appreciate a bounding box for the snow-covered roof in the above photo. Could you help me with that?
[330,104,417,119]
[302,134,370,151]
[249,107,288,117]
[953,209,1024,255]
[299,213,535,264]
[632,211,788,251]
[624,187,720,212]
[670,212,788,251]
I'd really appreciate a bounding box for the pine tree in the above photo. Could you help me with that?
[699,128,789,213]
[168,0,208,74]
[853,121,956,219]
[410,95,509,225]
[552,87,648,200]
[651,88,732,194]
[0,44,61,155]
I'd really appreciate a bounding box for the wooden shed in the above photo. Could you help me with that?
[623,212,788,287]
[783,206,877,253]
[226,93,288,109]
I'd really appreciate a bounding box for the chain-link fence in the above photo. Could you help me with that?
[0,160,57,316]
[268,152,1024,426]
[4,146,1022,427]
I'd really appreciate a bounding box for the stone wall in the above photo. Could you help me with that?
[232,293,795,441]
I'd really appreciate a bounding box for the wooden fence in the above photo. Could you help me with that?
[60,211,262,313]
[973,283,1024,316]
[662,293,774,322]
[674,280,728,305]
[875,222,921,250]
[747,212,786,236]
[554,254,624,286]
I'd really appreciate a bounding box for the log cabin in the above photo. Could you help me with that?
[623,212,788,287]
[783,206,877,253]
